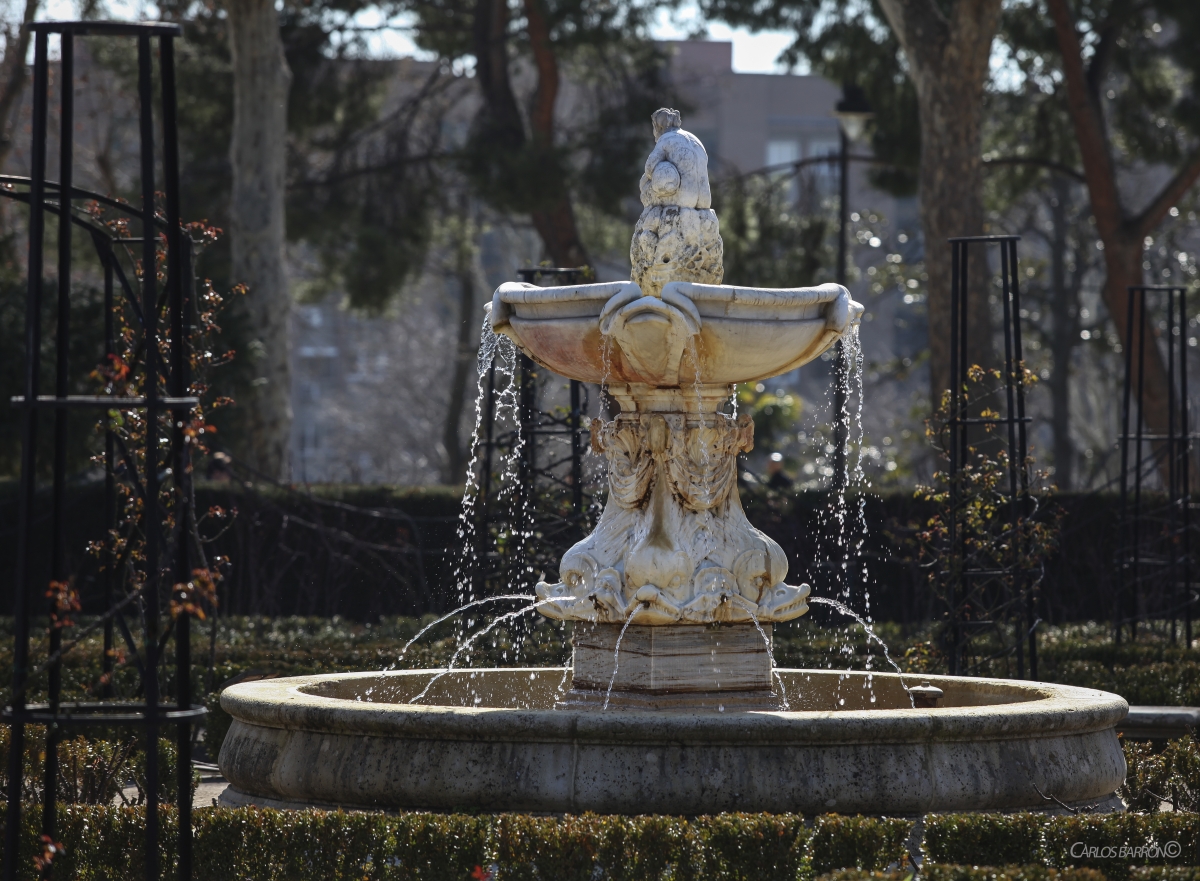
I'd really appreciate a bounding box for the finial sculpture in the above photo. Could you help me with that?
[489,109,863,627]
[632,107,723,296]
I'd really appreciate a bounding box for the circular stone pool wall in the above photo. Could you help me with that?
[218,669,1127,815]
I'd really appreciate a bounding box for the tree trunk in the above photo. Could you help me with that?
[225,0,293,478]
[0,0,38,245]
[1046,0,1200,468]
[1048,175,1075,489]
[471,0,588,268]
[877,0,1001,404]
[0,0,38,175]
[523,0,588,268]
[472,0,524,151]
[530,200,588,268]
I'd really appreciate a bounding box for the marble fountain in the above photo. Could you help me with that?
[219,109,1127,814]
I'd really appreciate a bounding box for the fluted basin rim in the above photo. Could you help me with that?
[220,669,1128,747]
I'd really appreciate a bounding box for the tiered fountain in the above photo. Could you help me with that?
[219,109,1127,814]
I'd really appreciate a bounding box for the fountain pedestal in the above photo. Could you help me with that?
[562,623,781,712]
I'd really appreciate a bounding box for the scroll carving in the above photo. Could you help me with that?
[538,409,810,625]
[590,412,754,514]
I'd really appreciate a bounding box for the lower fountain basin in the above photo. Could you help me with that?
[218,669,1127,815]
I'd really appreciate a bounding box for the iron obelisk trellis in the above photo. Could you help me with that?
[945,235,1038,678]
[474,267,593,595]
[2,22,204,881]
[1115,285,1195,647]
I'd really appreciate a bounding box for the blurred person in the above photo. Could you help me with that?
[766,452,792,490]
[206,451,233,482]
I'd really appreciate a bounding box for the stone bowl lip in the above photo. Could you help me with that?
[220,668,1128,748]
[493,280,853,322]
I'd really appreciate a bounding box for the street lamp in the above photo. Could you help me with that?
[833,84,873,292]
[825,82,873,613]
[830,83,873,492]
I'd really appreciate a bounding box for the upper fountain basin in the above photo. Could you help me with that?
[489,280,863,387]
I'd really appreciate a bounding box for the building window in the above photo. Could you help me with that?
[766,139,801,170]
[807,137,839,160]
[804,136,840,201]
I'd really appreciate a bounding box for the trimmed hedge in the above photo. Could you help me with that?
[0,807,905,881]
[925,813,1200,881]
[922,813,1048,867]
[821,869,1109,881]
[5,805,1200,880]
[0,726,195,807]
[810,814,911,874]
[0,482,1137,624]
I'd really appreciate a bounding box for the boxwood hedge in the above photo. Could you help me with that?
[4,806,1200,880]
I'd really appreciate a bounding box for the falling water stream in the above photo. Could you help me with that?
[389,594,538,668]
[809,324,885,687]
[448,320,512,613]
[387,309,905,713]
[603,609,642,710]
[407,597,569,705]
[747,609,790,710]
[808,598,912,696]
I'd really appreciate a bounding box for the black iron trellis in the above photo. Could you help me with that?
[2,21,204,881]
[473,267,594,595]
[945,235,1039,678]
[1115,285,1196,647]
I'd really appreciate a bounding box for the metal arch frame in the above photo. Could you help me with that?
[945,235,1037,679]
[1115,285,1195,647]
[2,22,204,881]
[0,176,187,337]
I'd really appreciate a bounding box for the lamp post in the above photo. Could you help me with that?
[830,83,873,491]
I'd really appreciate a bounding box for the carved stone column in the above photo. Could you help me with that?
[537,384,810,626]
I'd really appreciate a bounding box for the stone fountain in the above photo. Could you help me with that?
[218,109,1127,814]
[490,107,852,711]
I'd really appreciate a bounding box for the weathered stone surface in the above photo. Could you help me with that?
[219,669,1128,815]
[640,109,713,211]
[630,110,722,295]
[537,409,809,626]
[631,206,724,297]
[570,623,774,694]
[564,622,781,711]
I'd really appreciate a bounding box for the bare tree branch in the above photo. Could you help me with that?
[983,155,1086,183]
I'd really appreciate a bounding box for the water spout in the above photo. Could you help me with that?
[389,594,539,669]
[808,596,915,708]
[408,597,571,705]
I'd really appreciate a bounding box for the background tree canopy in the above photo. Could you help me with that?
[0,0,1198,489]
